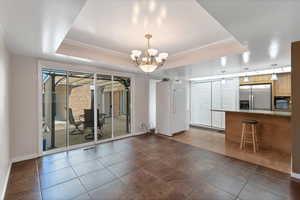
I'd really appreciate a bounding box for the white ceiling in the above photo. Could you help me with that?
[66,0,233,55]
[164,0,300,79]
[1,0,299,77]
[0,0,87,55]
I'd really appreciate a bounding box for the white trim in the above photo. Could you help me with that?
[93,73,98,143]
[11,153,39,163]
[133,132,148,136]
[171,37,235,57]
[190,66,291,82]
[63,39,129,58]
[112,75,114,138]
[291,172,300,180]
[38,61,135,154]
[17,132,147,159]
[1,161,12,200]
[39,60,135,78]
[37,65,43,155]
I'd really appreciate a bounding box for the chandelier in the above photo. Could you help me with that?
[130,34,168,73]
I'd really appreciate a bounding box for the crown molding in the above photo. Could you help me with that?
[164,38,246,69]
[57,37,246,71]
[63,39,129,58]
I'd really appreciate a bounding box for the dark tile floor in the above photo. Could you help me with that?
[5,134,300,200]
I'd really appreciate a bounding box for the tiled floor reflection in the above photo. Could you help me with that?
[171,127,291,173]
[5,134,300,200]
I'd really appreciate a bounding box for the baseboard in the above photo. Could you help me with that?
[11,133,147,163]
[1,161,12,200]
[11,153,39,163]
[291,172,300,180]
[133,132,147,136]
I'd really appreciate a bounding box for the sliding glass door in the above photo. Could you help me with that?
[42,69,68,151]
[41,68,132,152]
[67,72,94,146]
[113,76,131,137]
[95,74,113,141]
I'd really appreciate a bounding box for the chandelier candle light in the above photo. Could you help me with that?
[130,34,168,73]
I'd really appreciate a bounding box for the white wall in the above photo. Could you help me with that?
[10,55,39,160]
[0,28,11,199]
[9,55,150,160]
[132,77,149,132]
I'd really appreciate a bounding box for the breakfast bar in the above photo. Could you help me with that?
[213,109,292,154]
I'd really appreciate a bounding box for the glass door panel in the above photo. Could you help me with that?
[112,76,131,137]
[67,72,94,146]
[95,74,113,141]
[42,69,67,151]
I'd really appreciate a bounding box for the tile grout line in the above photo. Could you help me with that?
[36,159,44,200]
[234,166,256,200]
[68,162,91,199]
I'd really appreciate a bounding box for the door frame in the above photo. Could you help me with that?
[37,60,134,156]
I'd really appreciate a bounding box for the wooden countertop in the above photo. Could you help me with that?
[211,109,291,117]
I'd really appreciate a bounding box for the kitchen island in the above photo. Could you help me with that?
[212,109,291,154]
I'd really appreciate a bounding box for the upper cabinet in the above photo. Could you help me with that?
[274,73,291,97]
[240,74,272,85]
[212,81,222,109]
[222,78,239,110]
[190,82,212,127]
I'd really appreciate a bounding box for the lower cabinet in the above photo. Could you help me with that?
[212,111,225,129]
[221,112,225,129]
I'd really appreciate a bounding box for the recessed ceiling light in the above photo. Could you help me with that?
[149,0,156,12]
[242,51,250,64]
[269,40,279,59]
[221,57,227,67]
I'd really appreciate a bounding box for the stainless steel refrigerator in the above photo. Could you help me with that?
[239,84,272,110]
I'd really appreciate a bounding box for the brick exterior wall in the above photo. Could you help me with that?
[69,85,92,120]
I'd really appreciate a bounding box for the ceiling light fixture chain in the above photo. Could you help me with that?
[130,34,168,73]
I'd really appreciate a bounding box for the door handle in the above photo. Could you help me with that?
[248,95,251,109]
[252,95,254,110]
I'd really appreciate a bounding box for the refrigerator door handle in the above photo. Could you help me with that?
[252,95,254,110]
[249,95,252,110]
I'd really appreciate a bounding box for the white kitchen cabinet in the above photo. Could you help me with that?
[212,111,226,129]
[190,78,238,130]
[222,78,239,110]
[212,81,222,109]
[212,111,222,128]
[191,82,211,127]
[221,111,225,129]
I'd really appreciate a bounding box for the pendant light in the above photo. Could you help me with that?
[243,67,249,82]
[243,76,249,82]
[270,64,278,81]
[271,73,278,80]
[221,70,226,84]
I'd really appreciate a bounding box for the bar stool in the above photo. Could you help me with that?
[240,120,259,153]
